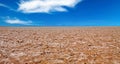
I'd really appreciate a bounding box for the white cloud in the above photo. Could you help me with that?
[5,18,32,25]
[0,3,15,11]
[18,0,82,13]
[0,3,7,7]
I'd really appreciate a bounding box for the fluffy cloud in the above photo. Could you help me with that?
[18,0,82,13]
[5,18,32,25]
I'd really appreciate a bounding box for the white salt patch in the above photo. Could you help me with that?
[32,52,42,56]
[48,42,60,47]
[10,52,26,57]
[54,59,64,63]
[82,41,86,44]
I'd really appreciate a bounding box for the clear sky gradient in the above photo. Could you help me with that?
[0,0,120,26]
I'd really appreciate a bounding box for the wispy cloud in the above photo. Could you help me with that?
[0,3,7,7]
[18,0,82,13]
[5,17,32,25]
[0,3,16,11]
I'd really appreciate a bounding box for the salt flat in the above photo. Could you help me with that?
[0,27,120,64]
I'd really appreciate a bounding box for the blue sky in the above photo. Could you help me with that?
[0,0,120,26]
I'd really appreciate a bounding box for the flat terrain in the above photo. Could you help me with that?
[0,27,120,64]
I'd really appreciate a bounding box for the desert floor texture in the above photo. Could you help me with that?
[0,27,120,64]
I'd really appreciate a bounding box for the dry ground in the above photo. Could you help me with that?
[0,27,120,64]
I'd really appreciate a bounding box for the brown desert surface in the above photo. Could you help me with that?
[0,27,120,64]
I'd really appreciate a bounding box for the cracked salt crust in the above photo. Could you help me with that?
[0,27,120,64]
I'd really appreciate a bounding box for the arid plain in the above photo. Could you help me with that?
[0,27,120,64]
